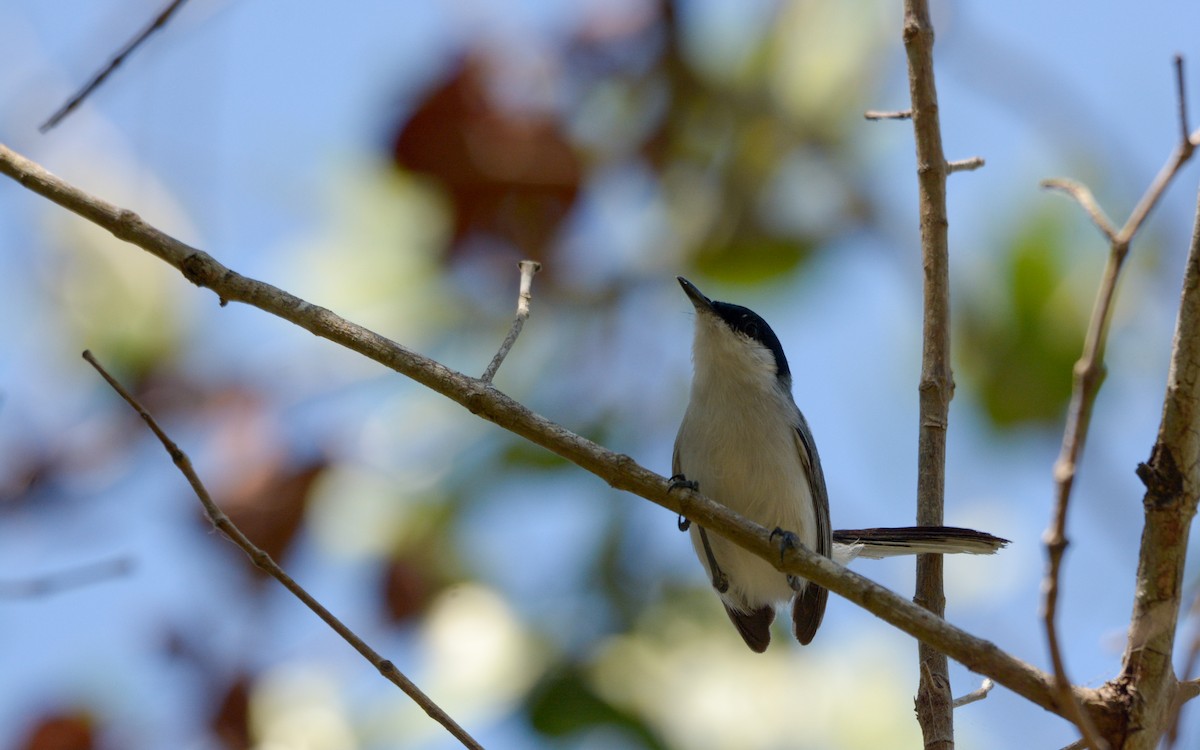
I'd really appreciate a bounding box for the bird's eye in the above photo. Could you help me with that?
[742,320,759,338]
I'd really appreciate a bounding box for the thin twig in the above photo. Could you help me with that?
[1040,179,1118,242]
[947,157,986,174]
[0,142,1075,721]
[80,350,483,750]
[951,678,994,709]
[1175,54,1190,146]
[1039,58,1200,750]
[481,260,541,383]
[39,0,192,132]
[901,1,957,746]
[865,109,913,121]
[0,557,133,598]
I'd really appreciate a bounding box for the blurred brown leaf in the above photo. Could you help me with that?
[392,52,581,260]
[19,712,94,750]
[216,459,328,574]
[210,675,251,750]
[381,555,432,623]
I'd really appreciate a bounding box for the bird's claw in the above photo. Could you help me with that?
[669,474,699,532]
[668,474,728,594]
[770,527,801,562]
[668,473,699,492]
[771,528,806,591]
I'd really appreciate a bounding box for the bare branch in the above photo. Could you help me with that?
[40,0,192,132]
[900,1,957,745]
[1165,590,1200,748]
[1040,179,1119,242]
[947,157,986,174]
[481,259,541,383]
[865,109,913,121]
[0,141,1076,721]
[0,557,132,598]
[1175,54,1190,146]
[1120,147,1200,745]
[951,678,994,709]
[1115,130,1197,247]
[1179,680,1200,705]
[1041,57,1200,750]
[80,350,483,750]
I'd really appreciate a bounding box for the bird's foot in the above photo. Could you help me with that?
[668,474,699,531]
[770,527,807,592]
[668,473,699,492]
[769,527,801,559]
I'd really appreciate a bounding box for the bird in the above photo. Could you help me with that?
[671,276,1007,652]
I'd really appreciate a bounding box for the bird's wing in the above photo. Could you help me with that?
[791,413,831,645]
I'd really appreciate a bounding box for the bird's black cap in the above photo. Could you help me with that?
[677,276,791,381]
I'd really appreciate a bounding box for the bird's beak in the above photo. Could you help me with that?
[677,276,714,312]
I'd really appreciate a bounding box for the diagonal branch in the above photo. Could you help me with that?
[0,141,1080,724]
[1039,57,1200,749]
[1118,158,1200,747]
[81,350,484,750]
[40,0,192,132]
[1040,179,1119,242]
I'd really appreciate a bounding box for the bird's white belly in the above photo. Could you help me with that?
[678,409,818,611]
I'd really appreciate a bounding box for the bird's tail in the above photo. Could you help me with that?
[831,526,1008,562]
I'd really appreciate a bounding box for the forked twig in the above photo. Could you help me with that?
[40,0,192,132]
[81,350,483,750]
[481,260,541,383]
[1039,56,1200,750]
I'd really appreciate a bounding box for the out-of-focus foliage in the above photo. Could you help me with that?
[6,0,1193,749]
[958,209,1090,427]
[526,665,668,749]
[389,0,887,286]
[17,711,95,750]
[3,2,971,747]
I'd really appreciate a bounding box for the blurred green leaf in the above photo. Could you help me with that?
[526,666,667,749]
[693,235,814,284]
[497,419,615,471]
[958,210,1088,428]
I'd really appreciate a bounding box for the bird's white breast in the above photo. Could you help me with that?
[676,358,818,612]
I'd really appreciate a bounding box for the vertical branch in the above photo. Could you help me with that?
[1121,166,1200,748]
[1040,57,1197,749]
[901,2,954,747]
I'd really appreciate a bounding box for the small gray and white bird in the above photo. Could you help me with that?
[672,276,1007,652]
